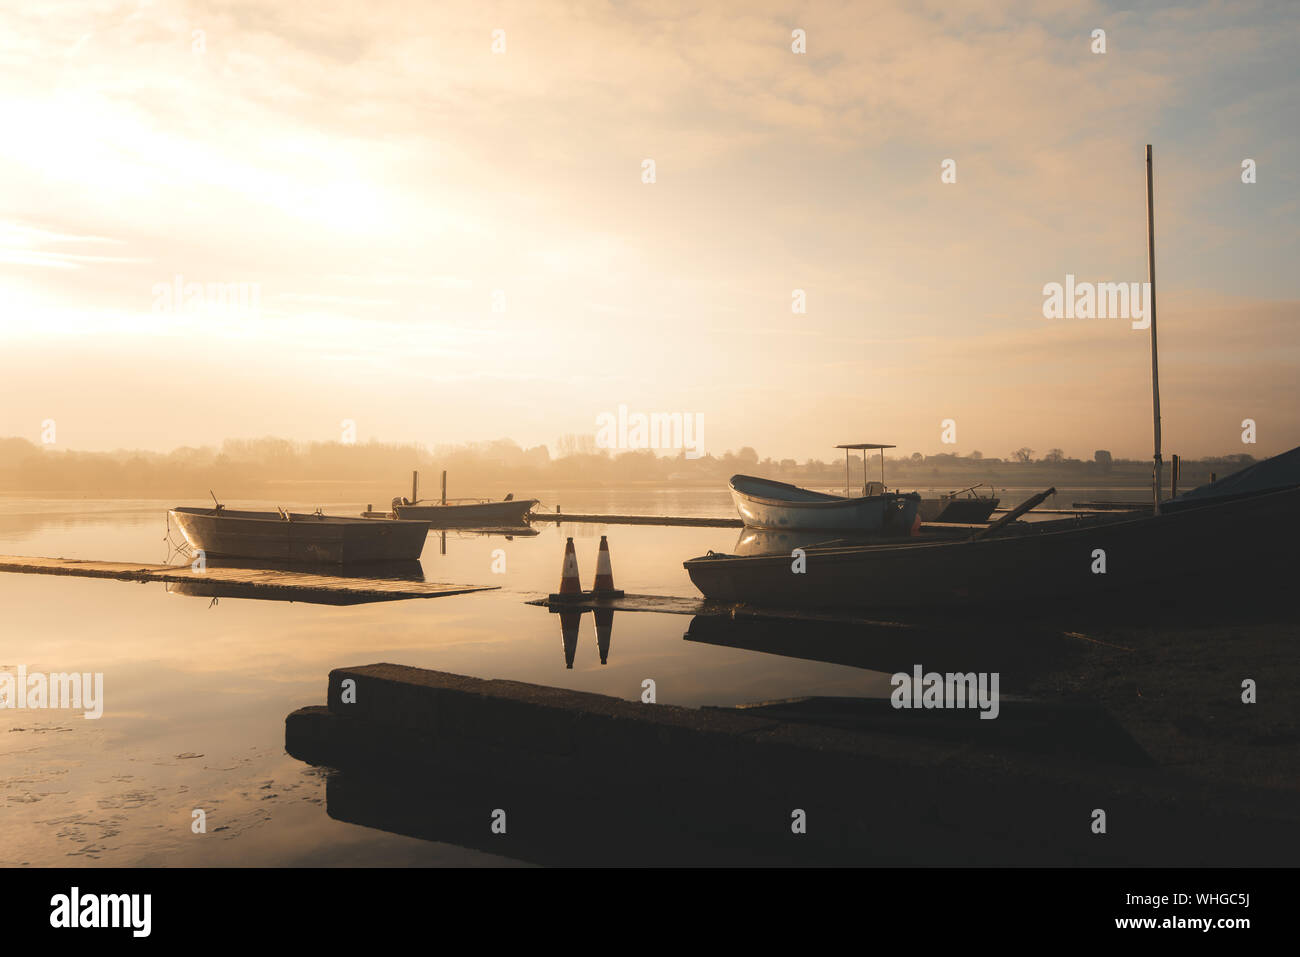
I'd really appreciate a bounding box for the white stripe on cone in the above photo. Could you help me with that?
[593,536,616,591]
[559,539,581,593]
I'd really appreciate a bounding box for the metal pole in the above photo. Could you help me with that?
[441,470,447,505]
[845,449,850,498]
[1146,144,1163,515]
[412,470,419,504]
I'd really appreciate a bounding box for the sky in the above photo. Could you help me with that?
[0,0,1296,462]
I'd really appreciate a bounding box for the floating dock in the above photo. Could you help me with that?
[0,555,497,604]
[1069,501,1152,511]
[356,508,1128,529]
[526,591,918,627]
[284,663,1300,866]
[530,509,1119,527]
[528,511,743,527]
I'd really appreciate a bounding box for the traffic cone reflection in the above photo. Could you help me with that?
[560,609,582,669]
[593,607,614,664]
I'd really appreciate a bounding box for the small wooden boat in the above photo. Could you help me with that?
[685,482,1299,610]
[169,506,429,564]
[729,443,919,533]
[388,471,537,527]
[918,484,1000,523]
[392,498,538,526]
[729,475,919,532]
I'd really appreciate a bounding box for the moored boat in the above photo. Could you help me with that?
[729,474,920,532]
[387,470,537,527]
[686,482,1300,610]
[917,484,1000,523]
[729,443,920,533]
[169,506,430,564]
[392,498,538,526]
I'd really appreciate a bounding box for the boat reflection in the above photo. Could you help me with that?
[437,525,539,539]
[683,613,1073,688]
[433,525,540,555]
[732,525,965,556]
[305,764,860,866]
[165,558,429,606]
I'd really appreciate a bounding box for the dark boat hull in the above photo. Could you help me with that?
[918,496,1000,524]
[685,484,1300,610]
[170,508,430,564]
[391,499,537,526]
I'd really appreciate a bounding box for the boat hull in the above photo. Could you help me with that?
[729,475,919,532]
[391,499,538,526]
[918,496,1000,524]
[170,508,430,564]
[686,484,1300,610]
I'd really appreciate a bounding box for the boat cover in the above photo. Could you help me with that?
[1167,444,1300,509]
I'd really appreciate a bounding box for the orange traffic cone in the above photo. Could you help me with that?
[548,537,584,602]
[590,535,625,597]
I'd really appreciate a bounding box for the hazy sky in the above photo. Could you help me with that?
[1,0,1296,462]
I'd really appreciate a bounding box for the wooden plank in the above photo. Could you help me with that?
[528,512,743,528]
[0,555,497,602]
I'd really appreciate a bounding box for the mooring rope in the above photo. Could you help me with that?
[163,511,193,563]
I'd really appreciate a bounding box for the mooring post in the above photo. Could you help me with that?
[441,470,447,505]
[412,470,419,504]
[1146,144,1163,515]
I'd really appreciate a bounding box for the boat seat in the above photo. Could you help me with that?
[865,481,886,497]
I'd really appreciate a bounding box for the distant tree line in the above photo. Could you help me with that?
[0,435,1261,497]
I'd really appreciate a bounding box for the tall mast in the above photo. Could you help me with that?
[1146,144,1163,515]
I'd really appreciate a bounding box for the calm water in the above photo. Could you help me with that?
[0,490,850,866]
[0,486,1136,866]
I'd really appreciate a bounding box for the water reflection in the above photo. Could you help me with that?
[684,613,1074,690]
[164,559,429,606]
[733,527,880,556]
[732,525,971,556]
[558,608,580,668]
[547,606,616,668]
[310,766,857,866]
[594,607,613,664]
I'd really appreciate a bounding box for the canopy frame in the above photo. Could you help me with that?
[835,443,896,498]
